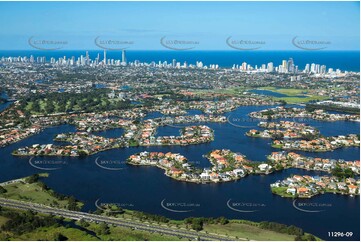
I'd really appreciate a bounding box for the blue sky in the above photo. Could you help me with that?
[0,1,359,50]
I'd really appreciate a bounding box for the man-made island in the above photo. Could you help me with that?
[271,175,359,198]
[247,121,319,139]
[249,106,359,122]
[127,149,360,186]
[127,149,271,184]
[271,134,360,152]
[12,114,223,156]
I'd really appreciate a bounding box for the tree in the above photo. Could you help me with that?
[25,174,39,184]
[54,232,68,241]
[98,222,110,235]
[331,166,354,178]
[77,150,88,156]
[303,234,316,241]
[279,100,287,106]
[272,132,284,140]
[191,219,203,231]
[0,186,7,194]
[67,196,80,211]
[78,218,90,227]
[218,217,229,225]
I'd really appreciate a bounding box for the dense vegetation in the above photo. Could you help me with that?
[0,209,58,235]
[306,103,359,114]
[259,221,316,241]
[131,211,169,223]
[331,166,355,178]
[184,217,229,231]
[19,89,132,115]
[0,186,7,194]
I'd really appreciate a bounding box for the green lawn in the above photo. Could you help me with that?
[258,87,307,96]
[255,87,330,104]
[0,213,183,241]
[203,222,297,241]
[87,223,184,241]
[8,225,97,241]
[14,223,183,241]
[274,96,329,104]
[0,215,9,226]
[271,187,295,198]
[271,144,284,149]
[0,175,83,209]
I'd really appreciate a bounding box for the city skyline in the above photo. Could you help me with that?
[0,1,359,50]
[1,50,347,75]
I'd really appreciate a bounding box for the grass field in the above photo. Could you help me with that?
[0,215,9,227]
[0,210,183,241]
[1,182,68,208]
[274,96,329,104]
[87,223,184,241]
[271,187,295,198]
[258,87,308,96]
[8,225,97,241]
[255,87,329,104]
[10,224,183,241]
[204,222,297,241]
[0,175,83,209]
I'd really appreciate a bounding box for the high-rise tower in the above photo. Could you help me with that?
[122,49,127,64]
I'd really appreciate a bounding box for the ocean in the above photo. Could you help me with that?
[0,50,360,72]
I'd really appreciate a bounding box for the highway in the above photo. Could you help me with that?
[0,197,238,241]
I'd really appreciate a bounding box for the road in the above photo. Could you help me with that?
[0,197,239,241]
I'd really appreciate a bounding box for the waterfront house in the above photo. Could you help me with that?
[348,185,358,194]
[297,187,309,196]
[287,187,296,196]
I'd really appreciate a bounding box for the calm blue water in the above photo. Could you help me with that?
[0,102,12,112]
[0,50,359,71]
[0,104,359,240]
[92,128,124,139]
[0,92,12,112]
